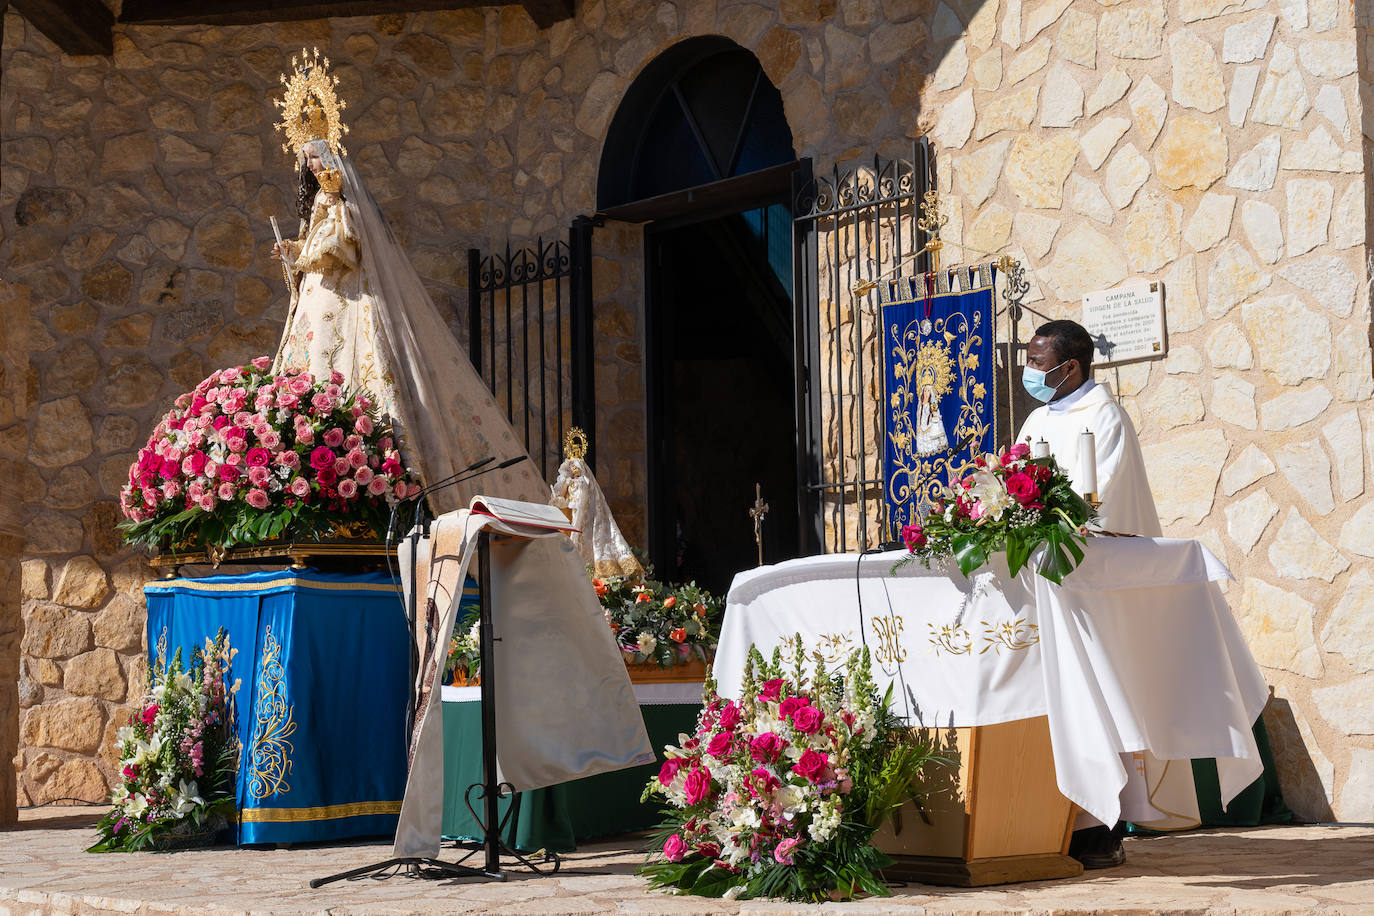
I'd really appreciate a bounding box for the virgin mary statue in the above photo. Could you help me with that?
[269,50,547,513]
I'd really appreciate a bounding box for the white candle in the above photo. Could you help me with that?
[1031,438,1051,459]
[1079,429,1097,496]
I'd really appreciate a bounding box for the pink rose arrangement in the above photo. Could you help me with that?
[89,630,238,852]
[892,444,1096,584]
[119,358,421,551]
[640,644,936,902]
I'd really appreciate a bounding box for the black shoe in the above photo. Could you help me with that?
[1068,824,1126,870]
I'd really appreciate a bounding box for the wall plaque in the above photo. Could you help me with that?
[1081,280,1167,367]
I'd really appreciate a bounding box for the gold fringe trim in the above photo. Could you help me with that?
[148,577,399,594]
[240,800,402,823]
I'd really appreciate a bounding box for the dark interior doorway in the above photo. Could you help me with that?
[646,204,799,594]
[597,35,803,592]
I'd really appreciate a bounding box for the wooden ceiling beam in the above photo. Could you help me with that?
[11,0,114,55]
[119,0,573,28]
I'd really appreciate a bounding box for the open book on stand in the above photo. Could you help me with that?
[470,494,579,533]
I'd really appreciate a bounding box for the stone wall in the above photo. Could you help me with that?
[3,0,1371,820]
[921,0,1371,820]
[0,273,29,824]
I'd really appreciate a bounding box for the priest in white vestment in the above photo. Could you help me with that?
[1016,321,1161,538]
[1016,320,1177,869]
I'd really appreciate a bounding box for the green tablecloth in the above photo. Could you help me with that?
[440,684,700,853]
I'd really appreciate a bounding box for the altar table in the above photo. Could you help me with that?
[439,682,701,852]
[714,539,1270,830]
[144,570,409,845]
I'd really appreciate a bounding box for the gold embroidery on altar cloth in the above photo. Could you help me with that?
[928,623,973,656]
[781,631,856,665]
[249,625,297,799]
[871,614,907,664]
[979,618,1040,654]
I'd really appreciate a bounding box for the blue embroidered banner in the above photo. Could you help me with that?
[881,265,998,533]
[145,570,410,845]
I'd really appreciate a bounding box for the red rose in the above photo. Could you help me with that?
[705,732,733,758]
[309,446,335,470]
[778,696,810,722]
[663,834,687,862]
[658,757,685,786]
[682,765,713,805]
[245,447,271,467]
[901,523,927,551]
[792,748,829,782]
[791,705,824,734]
[1007,442,1031,460]
[718,702,741,732]
[758,678,785,703]
[749,731,785,763]
[670,627,687,643]
[1005,471,1040,505]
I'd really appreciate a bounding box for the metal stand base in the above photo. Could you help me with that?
[309,856,501,888]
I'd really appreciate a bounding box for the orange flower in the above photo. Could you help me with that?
[592,579,606,597]
[670,627,687,643]
[636,592,652,603]
[609,622,619,634]
[663,596,676,609]
[693,603,706,616]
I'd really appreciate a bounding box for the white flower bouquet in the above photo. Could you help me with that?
[89,630,239,852]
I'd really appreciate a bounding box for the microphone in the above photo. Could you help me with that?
[410,455,496,502]
[414,455,528,503]
[411,455,531,536]
[947,432,976,456]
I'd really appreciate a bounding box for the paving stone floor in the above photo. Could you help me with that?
[2,807,1373,914]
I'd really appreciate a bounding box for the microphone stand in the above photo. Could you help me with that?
[312,455,549,889]
[385,455,495,748]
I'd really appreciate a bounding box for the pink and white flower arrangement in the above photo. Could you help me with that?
[639,644,935,902]
[893,444,1097,584]
[119,358,421,550]
[89,630,238,852]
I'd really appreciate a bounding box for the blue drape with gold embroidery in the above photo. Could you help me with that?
[881,265,997,532]
[144,570,408,845]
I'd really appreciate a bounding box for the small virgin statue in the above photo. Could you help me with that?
[269,50,547,512]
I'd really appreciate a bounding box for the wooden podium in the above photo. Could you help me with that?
[874,715,1083,886]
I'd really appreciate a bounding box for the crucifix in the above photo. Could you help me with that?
[749,483,769,567]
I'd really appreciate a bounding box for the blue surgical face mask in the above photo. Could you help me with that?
[1022,359,1069,403]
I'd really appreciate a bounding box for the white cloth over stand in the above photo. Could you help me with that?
[713,538,1269,830]
[392,508,655,859]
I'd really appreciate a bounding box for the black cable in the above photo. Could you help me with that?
[856,551,868,648]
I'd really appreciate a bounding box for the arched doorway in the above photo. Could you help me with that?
[599,37,803,593]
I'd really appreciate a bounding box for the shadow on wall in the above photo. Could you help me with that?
[1264,697,1336,822]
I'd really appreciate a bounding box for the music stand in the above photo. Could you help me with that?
[311,514,559,887]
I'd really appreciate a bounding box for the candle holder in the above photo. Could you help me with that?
[1083,492,1101,510]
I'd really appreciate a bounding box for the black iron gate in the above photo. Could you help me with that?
[792,140,934,555]
[466,217,596,481]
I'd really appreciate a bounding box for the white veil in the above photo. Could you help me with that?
[305,140,550,514]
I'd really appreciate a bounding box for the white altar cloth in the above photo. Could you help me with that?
[714,538,1269,829]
